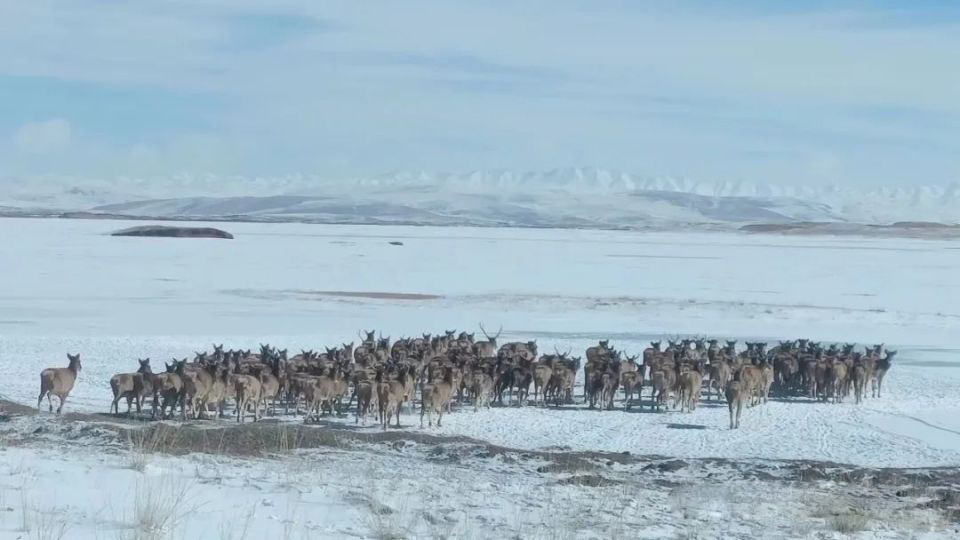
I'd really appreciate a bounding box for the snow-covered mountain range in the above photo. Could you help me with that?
[1,168,958,227]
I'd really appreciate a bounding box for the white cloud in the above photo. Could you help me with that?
[13,118,72,154]
[0,2,957,187]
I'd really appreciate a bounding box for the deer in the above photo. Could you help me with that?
[469,369,495,412]
[677,366,703,413]
[852,359,867,404]
[377,368,407,430]
[109,358,152,415]
[153,360,186,420]
[421,367,456,427]
[474,324,503,357]
[830,360,848,404]
[532,363,553,407]
[650,369,670,412]
[620,369,643,410]
[586,340,612,365]
[759,360,774,404]
[355,379,376,426]
[201,363,231,419]
[598,369,619,411]
[725,380,745,429]
[250,363,282,417]
[874,350,895,398]
[643,341,661,366]
[736,364,763,407]
[707,360,731,402]
[180,358,216,420]
[234,373,263,423]
[303,370,339,421]
[37,353,82,414]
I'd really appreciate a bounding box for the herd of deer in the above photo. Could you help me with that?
[35,328,895,430]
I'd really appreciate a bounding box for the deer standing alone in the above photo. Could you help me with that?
[38,354,82,414]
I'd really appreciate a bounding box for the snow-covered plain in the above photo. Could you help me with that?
[1,217,959,468]
[1,217,959,539]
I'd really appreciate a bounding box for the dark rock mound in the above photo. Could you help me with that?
[556,474,623,487]
[887,221,958,229]
[111,225,234,239]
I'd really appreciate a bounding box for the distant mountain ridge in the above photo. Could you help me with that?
[1,168,958,227]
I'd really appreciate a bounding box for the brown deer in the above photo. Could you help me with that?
[355,379,376,425]
[109,358,152,415]
[759,361,774,404]
[421,367,456,427]
[474,324,502,357]
[707,361,731,401]
[304,371,338,421]
[153,360,186,420]
[202,363,231,419]
[677,368,703,413]
[181,361,215,420]
[620,370,642,410]
[377,369,406,430]
[830,361,848,403]
[234,374,263,423]
[469,370,494,411]
[852,361,867,404]
[736,365,762,407]
[650,369,670,411]
[725,380,745,429]
[38,354,82,414]
[874,350,895,398]
[643,341,662,367]
[598,370,618,411]
[532,363,553,407]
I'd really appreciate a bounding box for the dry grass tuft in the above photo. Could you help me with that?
[829,511,869,534]
[128,475,196,540]
[125,425,183,472]
[30,509,69,540]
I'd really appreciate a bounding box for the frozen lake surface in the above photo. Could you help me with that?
[1,217,958,467]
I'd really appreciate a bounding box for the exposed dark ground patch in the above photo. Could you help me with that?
[294,290,443,301]
[4,397,960,526]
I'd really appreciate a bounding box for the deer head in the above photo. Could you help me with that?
[137,358,152,374]
[67,353,82,372]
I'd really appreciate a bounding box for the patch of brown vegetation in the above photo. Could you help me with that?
[294,290,442,301]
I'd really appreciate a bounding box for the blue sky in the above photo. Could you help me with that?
[1,0,958,187]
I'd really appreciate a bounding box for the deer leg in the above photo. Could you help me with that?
[56,394,66,414]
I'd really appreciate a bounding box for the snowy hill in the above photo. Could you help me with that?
[1,168,958,227]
